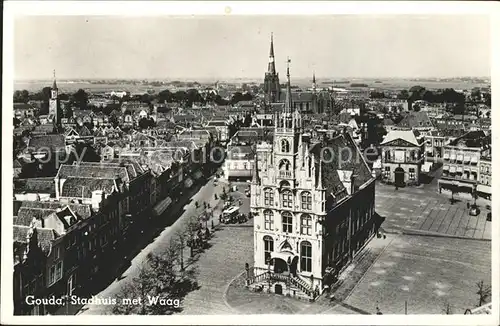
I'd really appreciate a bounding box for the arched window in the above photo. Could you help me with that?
[263,236,274,264]
[301,191,312,210]
[282,212,293,233]
[279,159,291,171]
[264,210,274,230]
[300,214,312,236]
[281,190,293,208]
[281,139,290,153]
[264,188,274,206]
[300,241,312,272]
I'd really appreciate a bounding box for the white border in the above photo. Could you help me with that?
[2,1,499,325]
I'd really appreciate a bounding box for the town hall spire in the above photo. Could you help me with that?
[284,57,292,113]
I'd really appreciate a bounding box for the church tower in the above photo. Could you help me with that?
[48,70,61,126]
[263,33,281,105]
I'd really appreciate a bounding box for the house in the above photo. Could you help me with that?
[438,130,490,197]
[380,130,425,186]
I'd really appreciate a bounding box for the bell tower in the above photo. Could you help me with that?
[273,58,302,182]
[48,69,61,126]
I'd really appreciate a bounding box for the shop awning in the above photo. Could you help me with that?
[464,156,471,163]
[476,184,491,194]
[443,152,450,159]
[456,166,463,173]
[450,153,456,161]
[471,156,478,163]
[443,165,450,171]
[450,166,457,173]
[152,197,172,216]
[457,154,464,161]
[184,178,193,188]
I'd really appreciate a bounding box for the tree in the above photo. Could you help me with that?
[13,90,30,103]
[112,244,188,315]
[174,229,187,271]
[72,89,89,110]
[476,280,491,307]
[138,117,154,130]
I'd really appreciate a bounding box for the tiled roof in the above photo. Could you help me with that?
[13,225,59,254]
[17,200,92,220]
[13,178,55,195]
[310,133,373,201]
[449,130,488,147]
[381,130,422,146]
[77,161,138,179]
[17,207,57,226]
[28,134,65,151]
[57,164,130,183]
[61,177,117,198]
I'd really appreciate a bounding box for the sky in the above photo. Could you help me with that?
[14,15,491,80]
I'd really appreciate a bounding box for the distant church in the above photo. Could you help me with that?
[262,34,334,115]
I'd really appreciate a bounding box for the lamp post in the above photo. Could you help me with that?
[267,259,271,293]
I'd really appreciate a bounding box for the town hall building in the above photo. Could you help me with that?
[248,60,377,300]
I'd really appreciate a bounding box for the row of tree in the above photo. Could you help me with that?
[112,213,208,314]
[15,87,256,114]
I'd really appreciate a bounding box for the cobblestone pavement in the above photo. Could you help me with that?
[375,182,491,240]
[344,234,491,314]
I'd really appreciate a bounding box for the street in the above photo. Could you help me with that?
[78,176,225,315]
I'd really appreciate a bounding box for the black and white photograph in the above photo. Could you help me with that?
[2,1,499,325]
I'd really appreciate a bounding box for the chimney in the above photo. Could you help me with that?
[91,190,104,210]
[350,174,358,195]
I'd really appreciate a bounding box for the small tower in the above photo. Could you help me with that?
[312,72,317,93]
[49,69,61,127]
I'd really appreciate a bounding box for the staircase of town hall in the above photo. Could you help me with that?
[246,268,317,300]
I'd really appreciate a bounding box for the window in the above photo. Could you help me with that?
[263,236,274,264]
[282,212,293,233]
[384,150,390,161]
[279,159,291,171]
[48,261,63,286]
[300,241,312,272]
[281,190,293,208]
[264,188,274,206]
[243,163,247,170]
[54,246,60,260]
[409,168,416,180]
[301,191,312,210]
[301,214,312,235]
[264,210,274,230]
[281,139,290,153]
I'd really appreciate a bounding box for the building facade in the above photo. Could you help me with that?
[248,61,376,300]
[438,131,491,198]
[380,130,425,186]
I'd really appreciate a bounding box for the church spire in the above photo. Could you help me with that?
[52,69,58,90]
[267,33,276,74]
[284,57,292,113]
